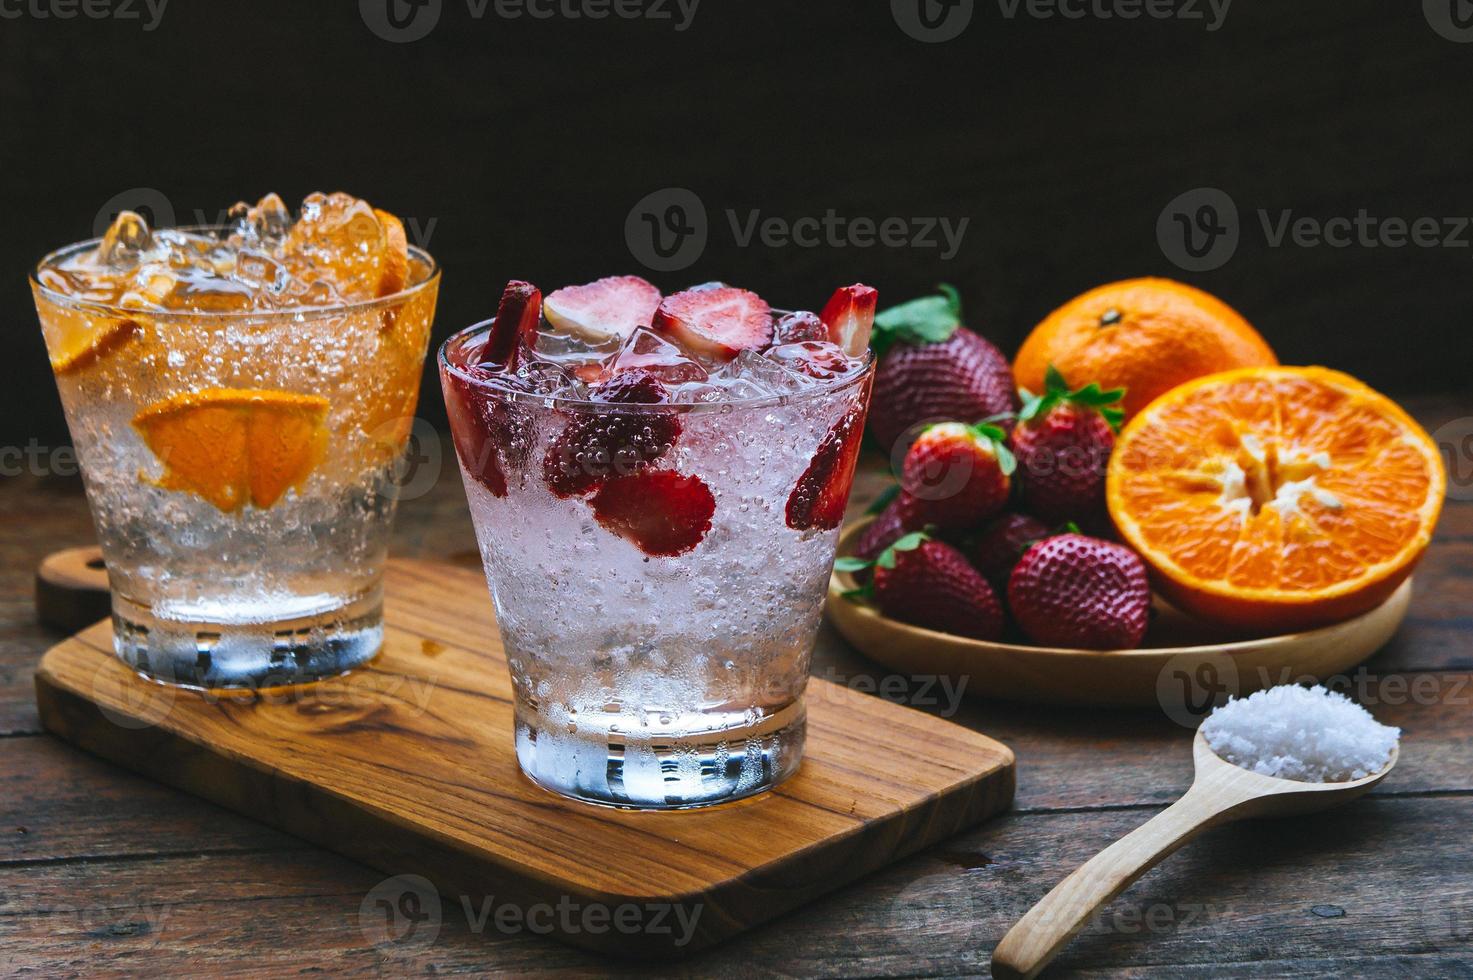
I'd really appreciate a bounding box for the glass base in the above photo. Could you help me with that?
[514,699,806,810]
[111,586,383,691]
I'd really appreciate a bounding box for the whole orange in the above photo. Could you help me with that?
[1014,278,1277,419]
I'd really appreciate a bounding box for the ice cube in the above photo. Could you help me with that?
[536,329,622,366]
[718,348,812,395]
[669,381,727,403]
[611,327,708,384]
[97,210,152,269]
[515,355,592,400]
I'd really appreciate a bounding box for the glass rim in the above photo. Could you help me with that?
[29,225,440,322]
[439,319,876,414]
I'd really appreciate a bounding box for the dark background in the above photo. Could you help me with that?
[3,1,1470,450]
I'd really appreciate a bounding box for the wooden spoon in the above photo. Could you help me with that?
[991,729,1398,979]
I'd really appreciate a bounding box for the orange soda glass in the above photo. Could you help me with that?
[31,193,439,690]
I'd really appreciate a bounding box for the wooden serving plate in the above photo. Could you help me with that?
[34,556,1015,957]
[826,518,1412,707]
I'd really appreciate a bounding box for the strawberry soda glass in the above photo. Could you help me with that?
[441,277,875,808]
[32,194,439,691]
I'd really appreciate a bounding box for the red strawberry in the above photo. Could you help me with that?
[1007,533,1149,649]
[652,285,772,361]
[868,286,1018,455]
[443,369,510,498]
[589,470,715,557]
[868,534,1004,641]
[1009,366,1124,524]
[899,421,1013,531]
[854,496,911,563]
[543,275,661,343]
[766,340,859,381]
[543,368,681,498]
[482,280,542,369]
[785,401,869,531]
[819,283,879,356]
[970,512,1050,589]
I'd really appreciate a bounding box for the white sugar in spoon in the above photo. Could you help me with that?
[991,729,1397,980]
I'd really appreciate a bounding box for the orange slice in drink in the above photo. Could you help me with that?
[280,193,411,302]
[1107,367,1444,633]
[374,208,409,298]
[132,389,331,512]
[46,312,141,375]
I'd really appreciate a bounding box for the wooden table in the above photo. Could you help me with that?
[3,395,1470,977]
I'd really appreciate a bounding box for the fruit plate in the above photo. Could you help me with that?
[825,517,1412,707]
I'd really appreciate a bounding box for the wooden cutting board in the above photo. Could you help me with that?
[34,557,1015,957]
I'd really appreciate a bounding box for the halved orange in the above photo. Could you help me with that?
[132,388,330,512]
[1107,367,1444,633]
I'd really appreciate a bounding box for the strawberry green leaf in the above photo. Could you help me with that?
[877,530,929,569]
[833,556,874,573]
[994,441,1017,477]
[840,587,871,602]
[1021,364,1126,430]
[870,285,963,357]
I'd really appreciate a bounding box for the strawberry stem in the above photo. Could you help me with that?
[869,284,963,357]
[1019,364,1126,431]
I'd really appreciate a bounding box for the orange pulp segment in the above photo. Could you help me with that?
[1106,367,1444,633]
[132,388,331,512]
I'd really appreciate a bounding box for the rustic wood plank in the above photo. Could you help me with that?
[2,796,1468,976]
[32,559,1015,957]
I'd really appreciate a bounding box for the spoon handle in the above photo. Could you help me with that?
[991,782,1244,980]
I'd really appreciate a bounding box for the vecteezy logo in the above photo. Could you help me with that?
[1425,0,1473,42]
[1156,187,1239,272]
[1156,651,1238,728]
[892,0,974,42]
[1433,417,1473,501]
[359,874,442,948]
[625,188,708,272]
[360,0,442,43]
[93,187,176,239]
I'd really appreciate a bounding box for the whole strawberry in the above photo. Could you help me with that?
[1009,366,1124,524]
[853,493,913,564]
[970,512,1050,590]
[868,286,1018,455]
[1007,533,1149,649]
[842,533,1004,641]
[900,421,1014,531]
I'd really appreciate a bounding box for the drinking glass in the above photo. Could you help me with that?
[32,232,439,690]
[440,321,873,808]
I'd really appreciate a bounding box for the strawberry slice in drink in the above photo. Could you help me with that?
[443,370,509,498]
[819,284,878,356]
[589,470,716,557]
[652,285,773,361]
[785,402,869,531]
[543,275,662,343]
[480,279,542,369]
[542,368,682,498]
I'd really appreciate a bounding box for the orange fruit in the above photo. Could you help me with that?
[373,208,409,298]
[132,388,330,512]
[45,311,141,375]
[1015,278,1277,419]
[1107,367,1444,633]
[281,193,410,302]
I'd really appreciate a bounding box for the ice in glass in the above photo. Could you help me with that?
[32,192,439,690]
[441,276,875,808]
